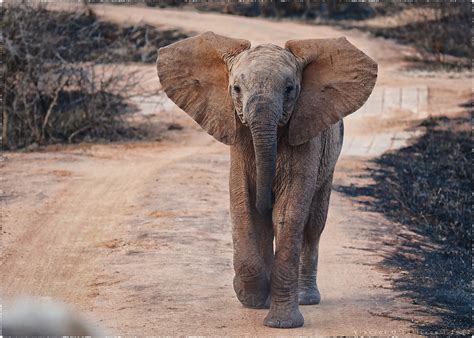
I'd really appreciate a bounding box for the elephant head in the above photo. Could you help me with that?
[157,32,377,214]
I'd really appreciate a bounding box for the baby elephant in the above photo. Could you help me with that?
[157,32,377,328]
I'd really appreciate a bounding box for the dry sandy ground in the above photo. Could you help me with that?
[1,6,470,335]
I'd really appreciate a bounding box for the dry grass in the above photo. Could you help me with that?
[2,4,188,149]
[339,3,470,70]
[187,1,377,20]
[183,2,470,70]
[336,109,472,334]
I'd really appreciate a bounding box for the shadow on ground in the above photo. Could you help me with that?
[335,109,472,334]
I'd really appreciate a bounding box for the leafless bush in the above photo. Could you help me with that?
[4,59,142,148]
[348,3,470,67]
[192,1,375,20]
[2,4,183,149]
[419,3,470,62]
[4,4,187,64]
[189,2,469,69]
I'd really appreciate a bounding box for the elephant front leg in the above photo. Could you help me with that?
[230,169,273,309]
[232,211,273,309]
[263,209,306,328]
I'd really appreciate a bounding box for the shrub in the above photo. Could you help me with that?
[1,4,187,149]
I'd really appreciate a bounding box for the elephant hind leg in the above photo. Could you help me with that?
[298,175,333,305]
[298,242,321,305]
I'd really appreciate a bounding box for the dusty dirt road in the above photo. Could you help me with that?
[1,6,470,335]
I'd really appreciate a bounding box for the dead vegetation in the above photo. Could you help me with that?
[1,4,188,149]
[342,3,470,70]
[182,2,469,71]
[336,109,472,334]
[184,1,380,20]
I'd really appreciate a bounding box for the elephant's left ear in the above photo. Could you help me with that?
[285,37,377,146]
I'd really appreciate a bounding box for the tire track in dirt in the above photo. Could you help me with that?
[2,133,420,334]
[2,140,210,309]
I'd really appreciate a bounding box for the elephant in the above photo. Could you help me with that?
[157,32,377,328]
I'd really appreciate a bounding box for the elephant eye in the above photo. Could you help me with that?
[285,85,294,94]
[233,85,241,94]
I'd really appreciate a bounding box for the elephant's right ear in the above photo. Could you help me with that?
[157,32,250,145]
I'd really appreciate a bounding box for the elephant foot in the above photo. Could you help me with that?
[298,287,321,305]
[233,275,270,309]
[263,307,304,328]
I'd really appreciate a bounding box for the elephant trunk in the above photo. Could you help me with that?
[249,115,278,215]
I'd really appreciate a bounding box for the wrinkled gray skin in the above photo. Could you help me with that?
[158,32,377,328]
[228,45,343,328]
